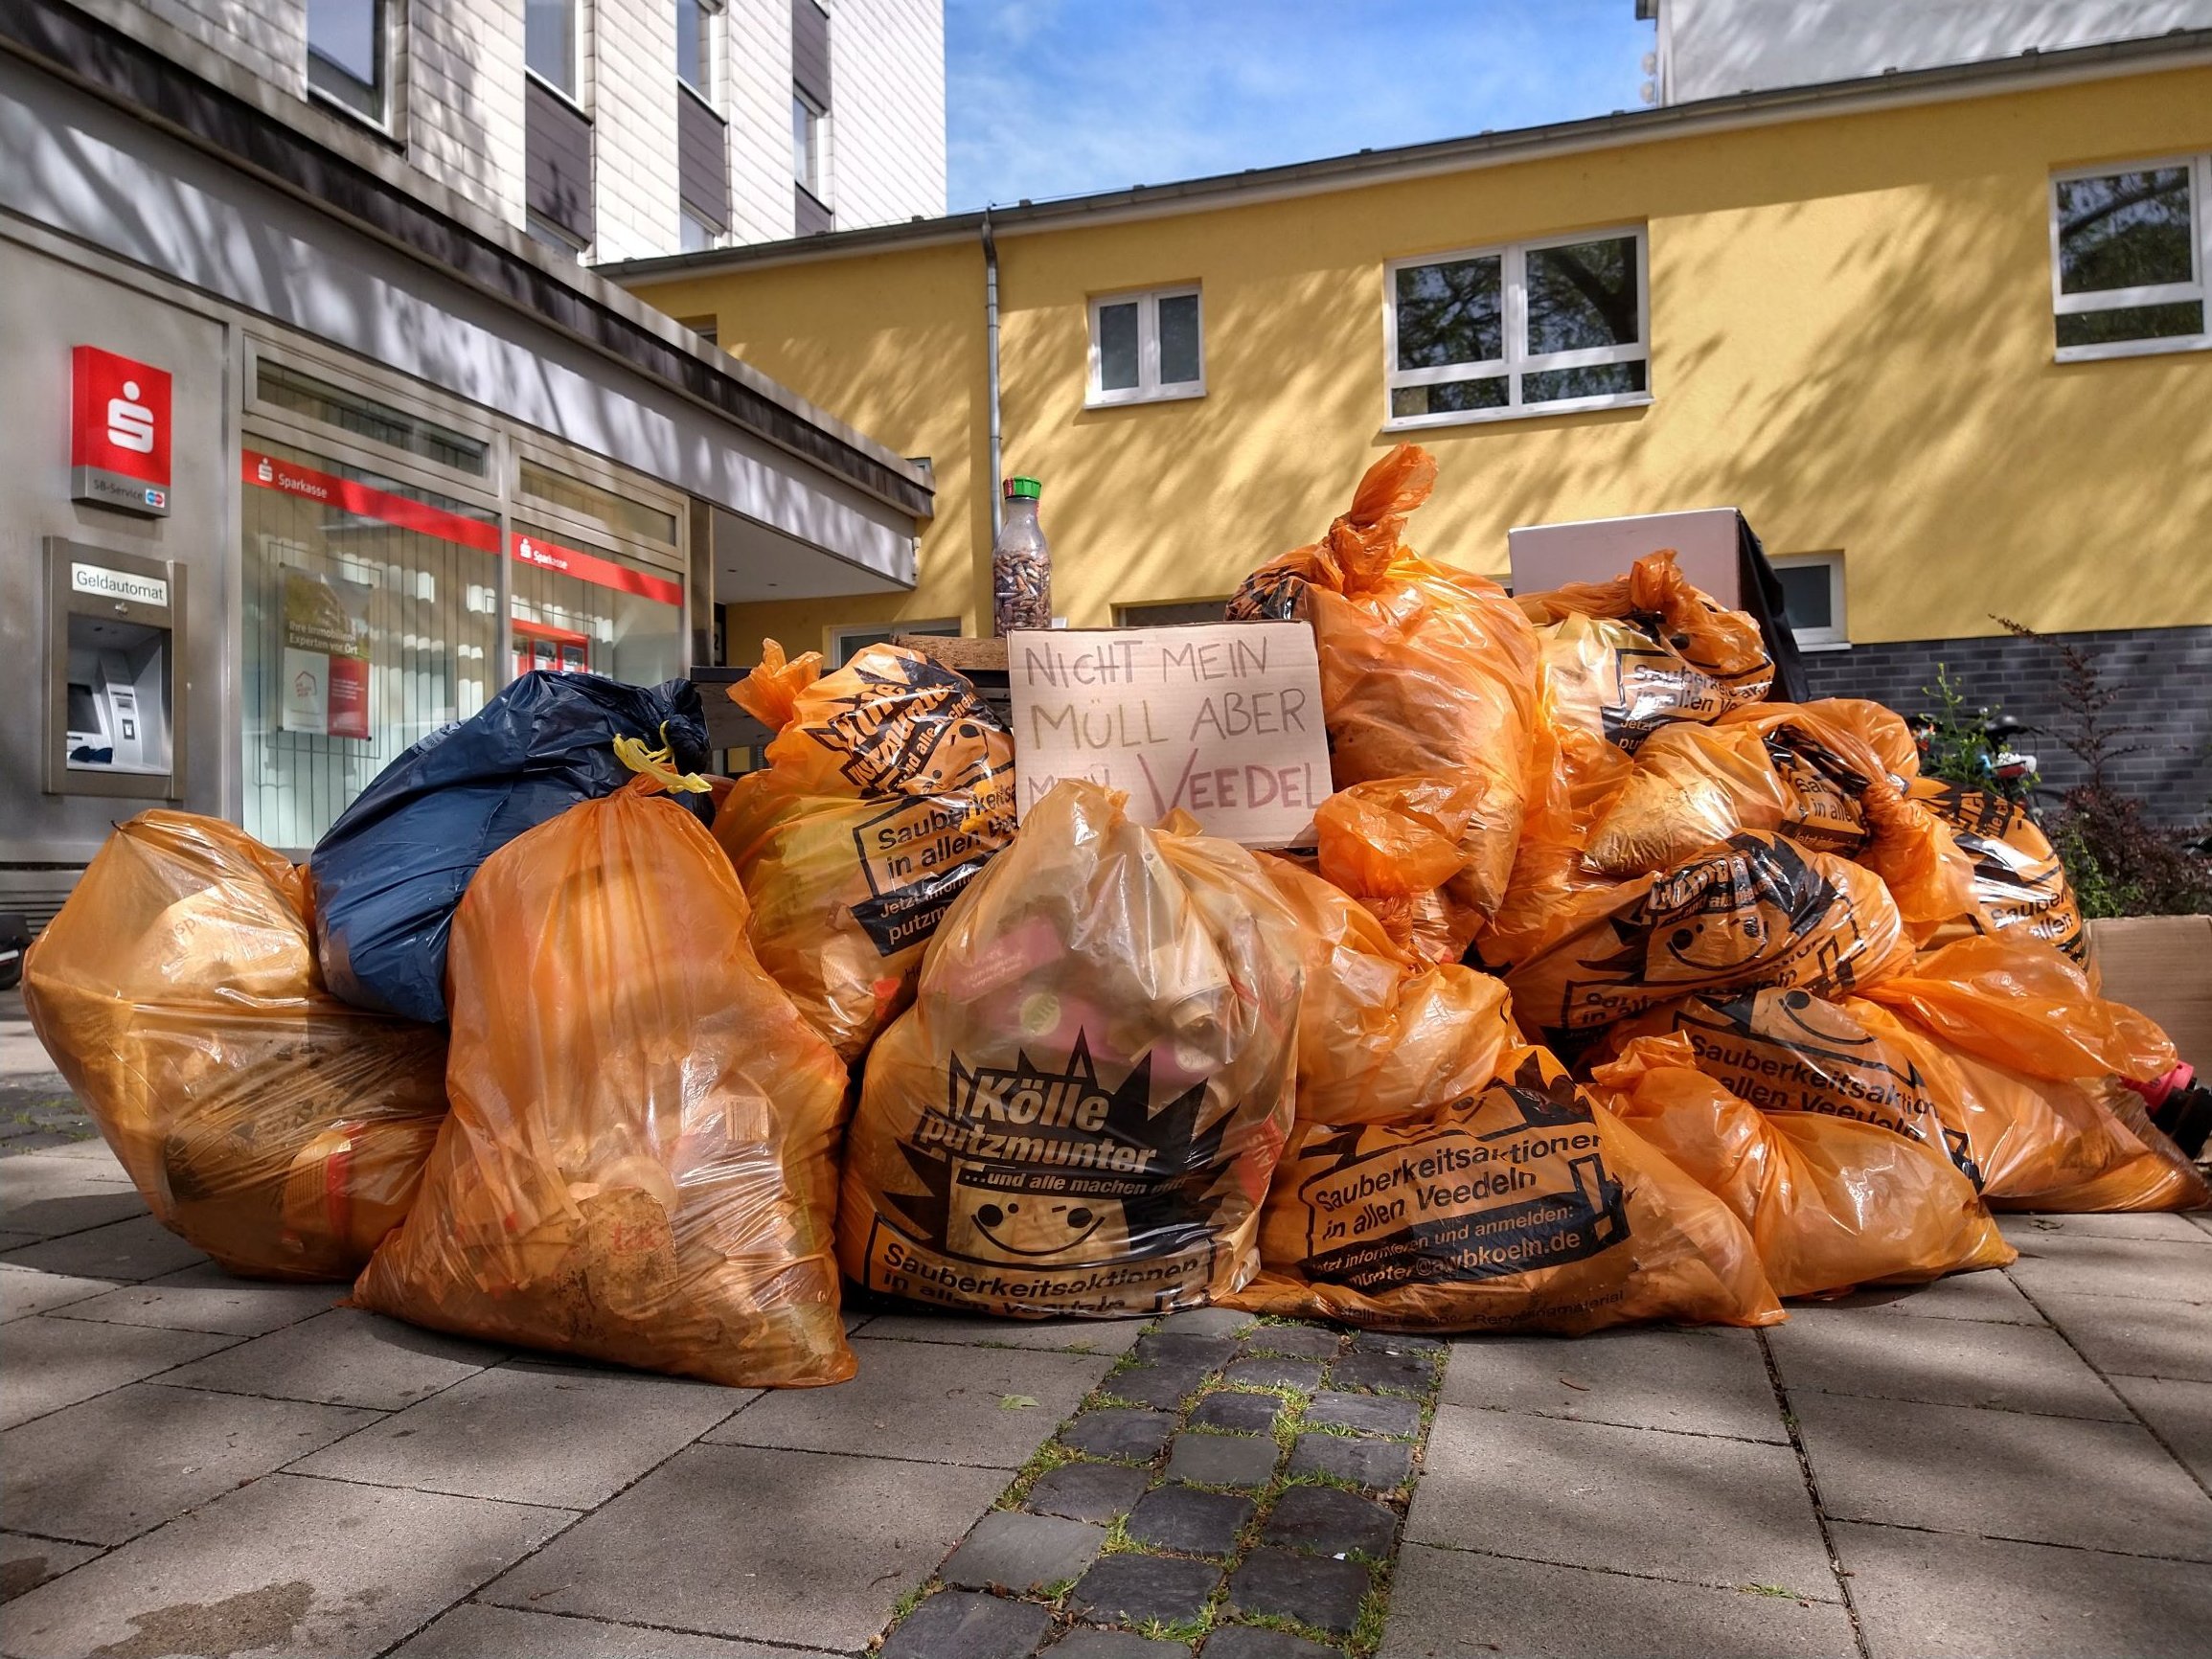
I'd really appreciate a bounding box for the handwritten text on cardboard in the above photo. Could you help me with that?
[1009,623,1330,846]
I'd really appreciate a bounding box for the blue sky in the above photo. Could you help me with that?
[946,1,1656,212]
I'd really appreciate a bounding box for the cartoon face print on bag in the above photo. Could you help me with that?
[886,1033,1234,1271]
[1637,837,1836,986]
[954,1193,1117,1261]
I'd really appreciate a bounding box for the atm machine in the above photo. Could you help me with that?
[45,538,185,800]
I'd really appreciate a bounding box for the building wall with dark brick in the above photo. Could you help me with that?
[1798,625,2212,826]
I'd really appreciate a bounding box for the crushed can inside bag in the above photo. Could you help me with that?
[1228,1044,1784,1334]
[353,778,855,1387]
[838,780,1303,1318]
[714,639,1017,1061]
[23,812,446,1282]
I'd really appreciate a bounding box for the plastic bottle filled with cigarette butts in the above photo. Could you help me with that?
[992,476,1051,636]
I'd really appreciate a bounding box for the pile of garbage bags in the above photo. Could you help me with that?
[23,443,2205,1388]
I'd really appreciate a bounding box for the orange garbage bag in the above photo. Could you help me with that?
[1586,707,1868,874]
[23,812,445,1282]
[1479,662,1636,970]
[1607,987,1978,1178]
[1989,1082,2210,1212]
[714,639,1017,1060]
[1858,937,2207,1211]
[1257,783,1516,1126]
[1506,832,1913,1034]
[1227,1044,1783,1333]
[355,779,855,1386]
[1585,702,1978,927]
[1859,1006,2204,1211]
[1517,551,1774,744]
[1904,779,2087,961]
[838,782,1303,1317]
[1226,444,1539,931]
[1838,998,2131,1203]
[1861,936,2173,1084]
[1594,1033,2013,1296]
[1310,776,1493,967]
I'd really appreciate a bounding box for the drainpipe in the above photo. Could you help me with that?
[982,211,1003,538]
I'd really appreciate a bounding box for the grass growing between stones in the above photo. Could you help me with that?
[994,1439,1079,1511]
[1135,1612,1213,1643]
[1350,1557,1397,1659]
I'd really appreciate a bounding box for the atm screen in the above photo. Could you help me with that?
[66,682,102,734]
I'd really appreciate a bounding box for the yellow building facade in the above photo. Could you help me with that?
[616,45,2210,805]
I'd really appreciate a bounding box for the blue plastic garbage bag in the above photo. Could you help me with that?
[308,671,709,1023]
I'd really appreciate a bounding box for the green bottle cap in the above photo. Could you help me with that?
[1003,476,1042,501]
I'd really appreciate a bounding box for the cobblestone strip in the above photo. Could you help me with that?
[874,1307,1448,1659]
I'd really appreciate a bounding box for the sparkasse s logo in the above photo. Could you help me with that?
[71,346,173,518]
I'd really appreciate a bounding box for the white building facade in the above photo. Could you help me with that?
[96,0,945,261]
[1646,0,2212,104]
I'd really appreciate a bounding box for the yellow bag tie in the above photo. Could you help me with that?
[613,724,712,796]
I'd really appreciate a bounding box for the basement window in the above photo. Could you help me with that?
[1087,286,1204,407]
[1771,553,1847,651]
[829,619,960,668]
[2051,154,2210,361]
[1386,227,1649,427]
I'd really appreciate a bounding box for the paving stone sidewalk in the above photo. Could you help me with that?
[2,1020,2208,1655]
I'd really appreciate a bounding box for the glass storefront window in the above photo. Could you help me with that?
[516,459,680,549]
[510,524,685,690]
[256,360,490,476]
[240,438,501,850]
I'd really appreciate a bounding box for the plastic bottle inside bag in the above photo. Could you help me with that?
[992,476,1051,635]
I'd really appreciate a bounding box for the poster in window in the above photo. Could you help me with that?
[281,567,373,739]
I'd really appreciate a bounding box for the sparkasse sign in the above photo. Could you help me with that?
[71,346,172,518]
[1007,623,1332,847]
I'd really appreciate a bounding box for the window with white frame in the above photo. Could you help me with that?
[1386,228,1648,425]
[2050,154,2209,359]
[1088,287,1203,406]
[1771,553,1847,650]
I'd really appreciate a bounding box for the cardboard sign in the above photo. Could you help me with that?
[1009,624,1330,847]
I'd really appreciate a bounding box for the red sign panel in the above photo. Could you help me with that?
[238,448,683,613]
[73,347,172,486]
[513,532,684,608]
[241,449,502,552]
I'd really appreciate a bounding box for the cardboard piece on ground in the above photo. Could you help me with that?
[2087,914,2212,1073]
[1007,624,1330,848]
